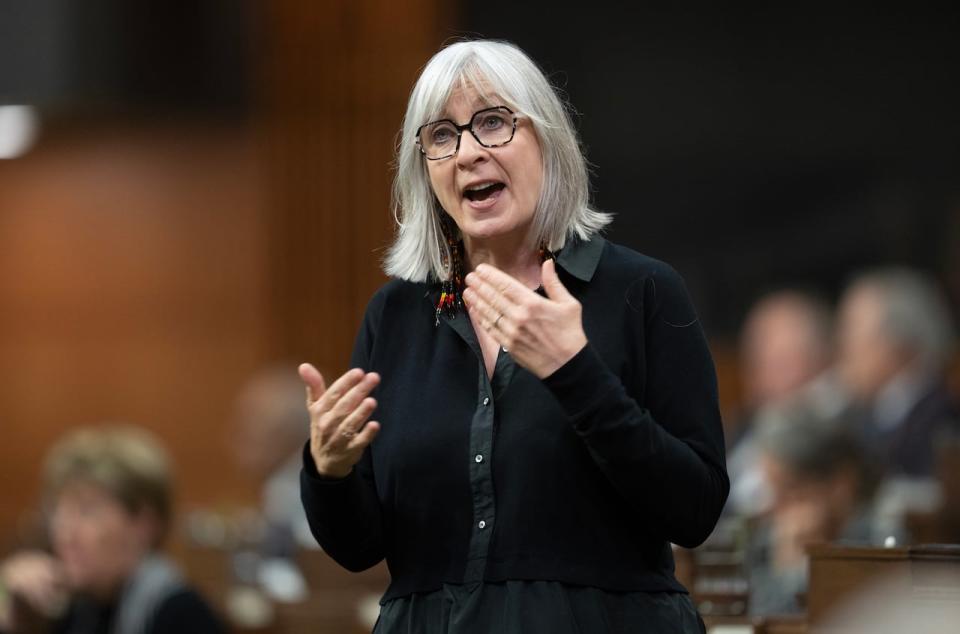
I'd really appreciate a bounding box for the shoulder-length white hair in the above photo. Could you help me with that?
[384,40,612,282]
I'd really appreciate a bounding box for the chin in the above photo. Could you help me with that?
[463,225,507,242]
[459,214,520,242]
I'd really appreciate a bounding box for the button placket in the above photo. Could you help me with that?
[464,372,496,583]
[438,309,509,585]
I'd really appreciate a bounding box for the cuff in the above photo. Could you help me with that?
[541,342,622,427]
[300,441,356,486]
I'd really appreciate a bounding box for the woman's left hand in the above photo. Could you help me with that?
[463,258,587,379]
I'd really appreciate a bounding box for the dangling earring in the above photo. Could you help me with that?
[435,217,465,326]
[538,242,555,264]
[432,218,556,326]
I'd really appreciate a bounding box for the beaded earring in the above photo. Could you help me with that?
[538,242,556,266]
[434,219,465,326]
[433,219,556,326]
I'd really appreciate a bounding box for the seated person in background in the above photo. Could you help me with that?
[745,405,891,617]
[836,267,959,478]
[231,364,315,553]
[726,289,846,516]
[227,365,314,605]
[0,426,225,634]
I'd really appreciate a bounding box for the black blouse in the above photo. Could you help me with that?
[300,236,728,606]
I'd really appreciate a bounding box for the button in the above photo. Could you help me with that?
[478,520,487,529]
[475,454,483,463]
[482,397,490,406]
[502,346,508,353]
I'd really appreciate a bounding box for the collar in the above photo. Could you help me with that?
[555,233,606,282]
[425,233,606,310]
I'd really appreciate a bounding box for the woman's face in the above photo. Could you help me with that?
[49,481,154,598]
[425,86,544,248]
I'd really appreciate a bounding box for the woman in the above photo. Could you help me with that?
[0,426,225,634]
[299,40,728,632]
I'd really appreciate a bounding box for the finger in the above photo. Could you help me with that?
[465,273,517,320]
[462,287,499,330]
[334,396,378,441]
[346,419,381,452]
[462,284,502,326]
[298,363,328,404]
[316,368,366,412]
[329,372,380,419]
[464,291,509,344]
[541,259,573,302]
[466,264,531,304]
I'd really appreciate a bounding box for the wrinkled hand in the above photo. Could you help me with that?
[298,364,380,479]
[463,259,588,379]
[0,551,68,623]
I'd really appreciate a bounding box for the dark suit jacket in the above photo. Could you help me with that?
[870,383,959,477]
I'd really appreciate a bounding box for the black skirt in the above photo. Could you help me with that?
[373,581,704,634]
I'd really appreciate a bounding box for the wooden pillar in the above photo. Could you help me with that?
[259,0,454,374]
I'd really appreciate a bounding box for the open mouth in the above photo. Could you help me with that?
[463,182,506,202]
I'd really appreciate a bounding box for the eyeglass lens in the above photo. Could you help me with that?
[418,107,515,159]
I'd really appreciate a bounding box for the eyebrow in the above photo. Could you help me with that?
[437,95,501,121]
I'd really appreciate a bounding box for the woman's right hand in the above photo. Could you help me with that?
[0,551,68,622]
[298,363,381,479]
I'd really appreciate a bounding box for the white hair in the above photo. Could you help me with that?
[384,40,612,282]
[854,267,956,373]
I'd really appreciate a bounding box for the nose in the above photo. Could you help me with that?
[455,130,488,169]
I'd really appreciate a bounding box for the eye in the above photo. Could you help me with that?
[480,113,507,130]
[429,124,456,145]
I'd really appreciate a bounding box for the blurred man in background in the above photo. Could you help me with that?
[739,290,836,421]
[726,290,846,515]
[836,267,959,478]
[227,365,315,606]
[231,364,315,554]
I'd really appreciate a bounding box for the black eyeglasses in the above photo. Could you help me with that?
[415,106,518,160]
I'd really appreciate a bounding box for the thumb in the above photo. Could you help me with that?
[541,258,572,302]
[298,363,327,403]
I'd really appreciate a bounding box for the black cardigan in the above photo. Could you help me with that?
[301,236,729,601]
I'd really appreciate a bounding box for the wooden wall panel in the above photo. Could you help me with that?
[0,122,269,545]
[0,0,453,551]
[259,0,453,375]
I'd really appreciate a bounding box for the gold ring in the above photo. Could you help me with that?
[494,313,503,328]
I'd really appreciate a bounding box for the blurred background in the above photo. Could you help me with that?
[1,1,959,632]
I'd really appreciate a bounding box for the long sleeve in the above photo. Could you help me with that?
[299,293,386,572]
[542,263,729,548]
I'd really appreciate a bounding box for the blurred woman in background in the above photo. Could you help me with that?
[0,426,224,634]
